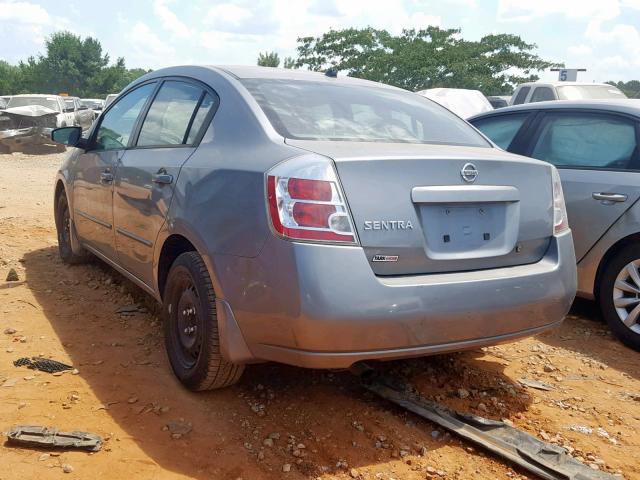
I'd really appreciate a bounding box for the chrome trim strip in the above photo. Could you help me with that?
[75,209,112,229]
[116,227,152,247]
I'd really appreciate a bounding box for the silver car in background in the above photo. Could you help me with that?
[51,66,576,390]
[471,100,640,350]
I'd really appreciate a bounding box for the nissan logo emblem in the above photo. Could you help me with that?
[461,163,478,183]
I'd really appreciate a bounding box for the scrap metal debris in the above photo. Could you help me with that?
[519,377,555,391]
[361,372,617,480]
[14,357,73,374]
[6,425,102,452]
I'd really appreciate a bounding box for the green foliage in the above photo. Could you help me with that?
[283,56,298,69]
[607,80,640,98]
[0,60,22,94]
[257,51,281,67]
[0,31,150,97]
[295,27,561,94]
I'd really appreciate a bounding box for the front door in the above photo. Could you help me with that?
[528,111,640,261]
[113,80,216,284]
[72,82,158,260]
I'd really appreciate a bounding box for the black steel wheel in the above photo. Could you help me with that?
[163,251,244,390]
[55,193,90,264]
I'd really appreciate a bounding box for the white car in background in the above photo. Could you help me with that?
[104,93,119,109]
[510,82,627,105]
[416,88,494,119]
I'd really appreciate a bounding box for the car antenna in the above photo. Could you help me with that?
[325,66,338,78]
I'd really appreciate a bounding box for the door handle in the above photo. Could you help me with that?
[100,171,113,184]
[592,192,627,203]
[152,173,173,185]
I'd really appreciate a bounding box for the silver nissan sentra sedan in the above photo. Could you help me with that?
[51,66,577,390]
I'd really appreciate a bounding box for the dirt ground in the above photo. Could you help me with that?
[0,151,639,480]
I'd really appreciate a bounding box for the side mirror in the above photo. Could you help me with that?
[52,126,84,147]
[79,105,88,110]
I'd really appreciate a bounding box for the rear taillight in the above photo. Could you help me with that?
[267,155,357,244]
[551,167,569,234]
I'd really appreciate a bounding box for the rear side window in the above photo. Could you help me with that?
[186,93,217,144]
[95,83,156,151]
[530,87,555,103]
[531,113,638,169]
[137,81,204,147]
[512,87,531,105]
[472,113,529,150]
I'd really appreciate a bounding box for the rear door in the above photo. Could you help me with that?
[525,111,640,260]
[112,79,217,284]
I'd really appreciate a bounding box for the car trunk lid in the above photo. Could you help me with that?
[286,140,554,275]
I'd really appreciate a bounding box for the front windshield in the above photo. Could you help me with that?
[557,85,626,100]
[8,96,60,111]
[241,79,489,147]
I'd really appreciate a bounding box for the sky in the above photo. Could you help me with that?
[0,0,639,85]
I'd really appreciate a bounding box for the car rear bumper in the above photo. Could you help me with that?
[215,231,576,369]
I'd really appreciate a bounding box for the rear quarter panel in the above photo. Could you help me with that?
[152,67,302,295]
[577,200,640,298]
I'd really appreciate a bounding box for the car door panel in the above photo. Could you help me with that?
[557,168,640,260]
[73,150,121,258]
[112,79,215,285]
[113,148,195,283]
[525,111,640,261]
[71,82,158,262]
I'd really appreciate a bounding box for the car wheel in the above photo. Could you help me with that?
[55,194,91,264]
[598,245,640,351]
[163,251,244,390]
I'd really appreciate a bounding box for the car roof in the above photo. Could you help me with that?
[516,81,614,88]
[212,65,400,90]
[469,99,640,120]
[11,94,63,98]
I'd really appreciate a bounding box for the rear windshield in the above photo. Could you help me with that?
[557,85,626,100]
[241,79,490,147]
[8,96,60,111]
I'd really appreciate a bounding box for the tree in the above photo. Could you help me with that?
[257,51,280,67]
[295,27,560,94]
[607,80,640,98]
[0,60,22,94]
[0,31,150,97]
[283,56,297,69]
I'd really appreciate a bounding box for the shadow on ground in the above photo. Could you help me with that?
[22,245,532,479]
[537,297,640,382]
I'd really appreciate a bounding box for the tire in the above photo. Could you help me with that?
[163,251,244,390]
[55,193,91,264]
[598,245,640,351]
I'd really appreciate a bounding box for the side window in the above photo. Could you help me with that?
[186,93,217,144]
[137,81,203,147]
[94,83,156,151]
[530,87,555,103]
[512,86,531,105]
[471,113,529,150]
[531,113,638,169]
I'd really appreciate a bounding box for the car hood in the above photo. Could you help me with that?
[4,105,60,116]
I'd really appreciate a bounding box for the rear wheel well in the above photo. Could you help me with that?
[158,235,197,299]
[594,232,640,298]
